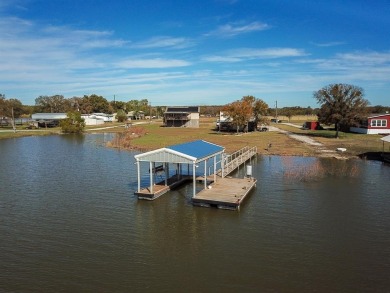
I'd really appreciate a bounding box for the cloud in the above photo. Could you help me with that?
[0,0,27,11]
[336,51,390,65]
[131,36,195,49]
[116,58,191,68]
[312,41,345,47]
[203,47,307,62]
[205,21,270,37]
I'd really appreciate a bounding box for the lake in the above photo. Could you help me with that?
[0,134,389,292]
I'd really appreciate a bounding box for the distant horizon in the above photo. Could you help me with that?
[1,0,389,107]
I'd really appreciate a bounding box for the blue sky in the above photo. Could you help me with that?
[1,0,389,107]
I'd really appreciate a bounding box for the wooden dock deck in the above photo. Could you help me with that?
[135,175,192,200]
[192,177,257,210]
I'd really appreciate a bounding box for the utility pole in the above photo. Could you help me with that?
[149,102,152,124]
[275,100,278,123]
[11,107,16,133]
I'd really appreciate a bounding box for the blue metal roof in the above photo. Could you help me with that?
[167,140,224,161]
[134,140,224,164]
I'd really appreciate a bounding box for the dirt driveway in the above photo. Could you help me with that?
[269,123,348,159]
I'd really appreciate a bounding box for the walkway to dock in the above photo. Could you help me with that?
[220,146,257,177]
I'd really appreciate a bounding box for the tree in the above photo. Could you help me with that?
[240,95,269,128]
[116,109,127,122]
[251,97,269,126]
[0,96,24,118]
[285,109,293,122]
[0,94,7,118]
[314,83,369,138]
[7,99,24,118]
[155,106,165,118]
[222,98,253,133]
[79,94,111,114]
[110,100,126,113]
[35,95,71,113]
[60,111,85,133]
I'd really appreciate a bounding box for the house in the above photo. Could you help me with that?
[350,113,390,134]
[89,113,113,122]
[163,106,200,128]
[32,112,113,127]
[216,111,256,132]
[81,114,105,125]
[127,111,145,120]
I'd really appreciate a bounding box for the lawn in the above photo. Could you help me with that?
[1,118,386,158]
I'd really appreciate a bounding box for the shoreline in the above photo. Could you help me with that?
[1,120,387,162]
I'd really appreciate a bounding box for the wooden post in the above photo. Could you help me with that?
[164,162,168,186]
[137,160,141,192]
[149,161,153,194]
[192,164,196,197]
[204,160,207,190]
[213,156,217,182]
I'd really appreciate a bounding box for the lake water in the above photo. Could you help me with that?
[0,134,389,292]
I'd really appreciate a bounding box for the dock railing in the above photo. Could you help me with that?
[214,146,257,177]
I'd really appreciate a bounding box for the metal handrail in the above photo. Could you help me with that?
[212,146,257,177]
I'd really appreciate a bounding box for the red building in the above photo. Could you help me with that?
[350,113,390,134]
[303,121,321,130]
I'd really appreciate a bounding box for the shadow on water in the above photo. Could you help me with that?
[359,151,390,163]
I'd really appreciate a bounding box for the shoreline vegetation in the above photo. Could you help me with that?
[1,117,387,159]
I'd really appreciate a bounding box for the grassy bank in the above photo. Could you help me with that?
[1,118,386,158]
[116,118,386,157]
[274,123,385,156]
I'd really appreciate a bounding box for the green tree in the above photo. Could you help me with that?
[0,94,7,118]
[0,96,24,118]
[60,111,85,133]
[7,99,24,118]
[314,83,369,138]
[110,100,126,112]
[35,95,71,113]
[116,109,127,122]
[155,106,165,118]
[79,94,111,114]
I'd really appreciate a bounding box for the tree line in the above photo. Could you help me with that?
[0,94,165,119]
[1,86,389,134]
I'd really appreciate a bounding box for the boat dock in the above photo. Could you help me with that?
[134,140,257,210]
[192,177,257,210]
[135,175,192,200]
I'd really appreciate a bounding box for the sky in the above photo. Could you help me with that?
[1,0,390,108]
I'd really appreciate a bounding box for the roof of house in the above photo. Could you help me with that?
[368,113,390,119]
[31,113,67,120]
[134,140,224,164]
[165,106,199,113]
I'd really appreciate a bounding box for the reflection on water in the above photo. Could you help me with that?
[0,135,389,292]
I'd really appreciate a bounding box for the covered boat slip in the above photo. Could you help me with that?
[134,140,225,200]
[134,140,258,209]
